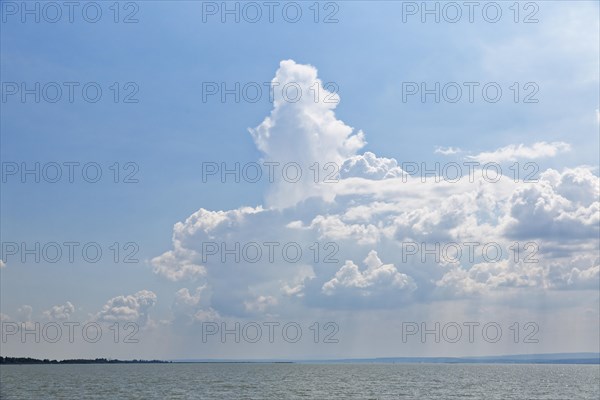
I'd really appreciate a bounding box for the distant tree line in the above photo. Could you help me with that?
[0,357,170,364]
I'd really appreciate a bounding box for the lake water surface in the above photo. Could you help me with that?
[1,363,599,399]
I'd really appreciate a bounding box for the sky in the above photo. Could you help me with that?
[1,0,599,360]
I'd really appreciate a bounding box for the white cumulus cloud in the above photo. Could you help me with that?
[150,60,598,319]
[95,290,157,325]
[43,302,75,321]
[322,251,416,296]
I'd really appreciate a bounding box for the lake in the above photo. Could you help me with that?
[1,363,599,399]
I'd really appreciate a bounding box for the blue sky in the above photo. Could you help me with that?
[1,1,599,359]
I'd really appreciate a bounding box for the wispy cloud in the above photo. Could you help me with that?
[467,142,571,163]
[435,146,462,155]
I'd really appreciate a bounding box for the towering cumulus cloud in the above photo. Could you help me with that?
[249,60,366,207]
[151,60,599,321]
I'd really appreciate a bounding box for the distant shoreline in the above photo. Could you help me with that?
[0,357,170,365]
[2,354,599,365]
